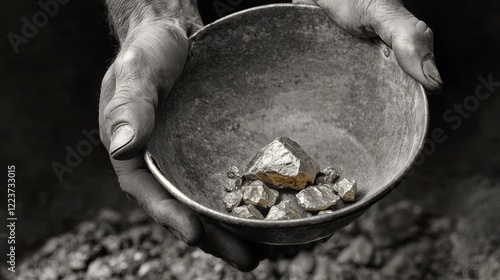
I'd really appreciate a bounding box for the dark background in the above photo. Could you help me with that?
[0,0,499,264]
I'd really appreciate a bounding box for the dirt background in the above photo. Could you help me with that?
[1,0,500,279]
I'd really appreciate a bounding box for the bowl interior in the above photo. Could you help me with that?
[147,5,427,224]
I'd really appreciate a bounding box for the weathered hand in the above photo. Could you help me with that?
[99,0,270,271]
[294,0,443,93]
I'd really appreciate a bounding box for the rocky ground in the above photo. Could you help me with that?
[4,173,499,280]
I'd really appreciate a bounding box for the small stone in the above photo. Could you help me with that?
[224,178,242,192]
[311,256,330,280]
[337,235,374,266]
[138,261,160,277]
[336,179,357,202]
[318,210,336,215]
[86,259,112,279]
[361,200,423,247]
[40,237,59,256]
[288,252,316,279]
[232,205,264,219]
[227,166,242,179]
[40,268,58,280]
[265,198,309,220]
[223,189,243,211]
[102,236,121,253]
[242,181,278,208]
[245,136,320,190]
[315,166,339,184]
[296,185,340,211]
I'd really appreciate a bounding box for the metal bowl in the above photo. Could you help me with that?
[145,4,428,245]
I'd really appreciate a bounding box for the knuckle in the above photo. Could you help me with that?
[415,20,433,37]
[104,96,134,121]
[116,46,149,71]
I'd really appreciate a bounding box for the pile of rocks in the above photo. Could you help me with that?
[223,137,357,220]
[8,198,477,280]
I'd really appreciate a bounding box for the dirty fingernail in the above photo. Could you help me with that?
[110,124,134,156]
[422,54,443,93]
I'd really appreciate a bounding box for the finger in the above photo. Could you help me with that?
[104,24,189,160]
[312,0,442,93]
[112,155,204,246]
[367,1,442,93]
[198,221,273,272]
[99,66,116,150]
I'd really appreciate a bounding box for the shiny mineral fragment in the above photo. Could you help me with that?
[317,210,336,215]
[336,179,357,202]
[224,178,243,192]
[265,198,309,220]
[227,166,243,179]
[223,190,243,211]
[232,205,264,219]
[315,166,339,185]
[245,137,320,190]
[296,185,339,211]
[242,181,278,208]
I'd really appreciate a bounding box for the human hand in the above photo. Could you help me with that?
[99,0,270,271]
[294,0,443,93]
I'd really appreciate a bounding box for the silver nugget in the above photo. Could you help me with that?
[265,198,309,220]
[242,181,278,208]
[224,178,242,192]
[245,137,320,190]
[296,185,339,211]
[315,166,339,184]
[317,210,336,215]
[223,190,243,211]
[227,166,243,179]
[232,205,264,219]
[336,179,357,202]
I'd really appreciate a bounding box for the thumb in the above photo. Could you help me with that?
[368,1,443,93]
[103,47,159,160]
[103,24,189,160]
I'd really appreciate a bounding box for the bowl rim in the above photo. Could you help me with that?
[144,3,429,229]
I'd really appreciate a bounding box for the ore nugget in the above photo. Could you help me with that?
[315,166,339,184]
[224,178,242,192]
[296,185,339,211]
[232,205,264,219]
[317,210,336,215]
[245,137,320,190]
[242,181,278,208]
[265,198,309,220]
[227,166,243,179]
[223,190,243,211]
[336,179,357,202]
